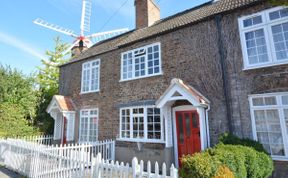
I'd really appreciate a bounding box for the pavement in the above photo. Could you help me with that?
[0,166,22,178]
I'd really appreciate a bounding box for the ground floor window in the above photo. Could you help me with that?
[119,106,163,142]
[249,93,288,160]
[79,109,98,142]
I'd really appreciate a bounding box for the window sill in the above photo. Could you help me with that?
[243,61,288,71]
[272,156,288,162]
[119,72,163,82]
[80,90,100,95]
[116,138,165,144]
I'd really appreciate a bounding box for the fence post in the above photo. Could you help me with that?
[91,153,101,178]
[170,164,178,178]
[132,157,138,178]
[162,163,167,177]
[112,140,115,160]
[155,162,159,178]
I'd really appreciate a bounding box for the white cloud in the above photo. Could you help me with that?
[0,31,46,60]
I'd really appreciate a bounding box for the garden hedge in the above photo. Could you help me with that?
[219,133,268,154]
[180,144,273,178]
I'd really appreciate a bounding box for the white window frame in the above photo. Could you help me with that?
[79,108,99,143]
[239,6,288,70]
[81,59,101,94]
[120,42,162,82]
[249,92,288,161]
[118,106,165,143]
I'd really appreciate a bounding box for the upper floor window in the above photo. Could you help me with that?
[239,7,288,69]
[119,106,164,143]
[81,59,100,93]
[121,43,162,81]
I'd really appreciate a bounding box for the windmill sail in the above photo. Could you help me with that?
[80,0,92,35]
[33,0,129,56]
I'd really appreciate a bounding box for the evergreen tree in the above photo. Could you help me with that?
[35,37,70,134]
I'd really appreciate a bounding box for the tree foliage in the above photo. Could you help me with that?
[35,37,70,134]
[0,65,39,137]
[269,0,288,6]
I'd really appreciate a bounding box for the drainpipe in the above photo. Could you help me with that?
[205,105,211,148]
[215,14,233,134]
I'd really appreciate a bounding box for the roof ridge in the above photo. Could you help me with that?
[62,0,263,66]
[154,0,214,25]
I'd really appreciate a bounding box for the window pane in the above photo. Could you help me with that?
[133,116,144,139]
[253,98,264,106]
[272,23,288,61]
[284,109,288,135]
[264,97,277,105]
[254,109,285,156]
[192,113,198,128]
[147,44,161,75]
[270,8,288,20]
[185,113,191,136]
[147,108,161,140]
[243,15,262,27]
[270,11,280,20]
[281,8,288,18]
[120,109,130,138]
[178,114,184,144]
[245,29,269,65]
[282,95,288,105]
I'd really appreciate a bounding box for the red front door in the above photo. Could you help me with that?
[62,117,67,144]
[176,111,201,166]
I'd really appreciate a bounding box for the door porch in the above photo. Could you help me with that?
[156,78,210,167]
[46,95,76,144]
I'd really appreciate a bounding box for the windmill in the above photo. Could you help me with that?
[34,0,129,56]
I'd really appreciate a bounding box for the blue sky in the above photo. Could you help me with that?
[0,0,209,74]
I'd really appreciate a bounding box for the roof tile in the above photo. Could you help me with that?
[62,0,262,66]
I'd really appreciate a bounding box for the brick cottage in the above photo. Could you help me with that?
[47,0,288,175]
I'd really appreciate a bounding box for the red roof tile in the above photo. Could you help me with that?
[54,95,75,111]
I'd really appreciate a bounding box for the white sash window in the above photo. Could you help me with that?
[81,59,100,93]
[249,93,288,160]
[121,43,162,81]
[119,106,164,143]
[79,109,99,143]
[239,7,288,69]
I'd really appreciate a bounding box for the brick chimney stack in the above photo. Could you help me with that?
[135,0,160,29]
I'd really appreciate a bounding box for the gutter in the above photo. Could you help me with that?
[215,14,233,134]
[205,105,211,147]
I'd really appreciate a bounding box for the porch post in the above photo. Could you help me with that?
[162,106,173,147]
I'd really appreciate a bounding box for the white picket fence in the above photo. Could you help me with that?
[2,135,54,145]
[0,138,178,178]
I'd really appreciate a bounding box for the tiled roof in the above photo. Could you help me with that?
[62,0,262,66]
[53,95,75,112]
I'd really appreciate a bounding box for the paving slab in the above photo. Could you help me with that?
[0,166,22,178]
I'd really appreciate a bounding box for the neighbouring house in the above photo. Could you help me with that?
[46,0,288,174]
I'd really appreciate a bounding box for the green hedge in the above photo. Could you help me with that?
[180,151,220,178]
[180,144,273,178]
[219,133,268,154]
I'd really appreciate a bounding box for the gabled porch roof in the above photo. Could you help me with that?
[46,95,75,113]
[156,78,210,108]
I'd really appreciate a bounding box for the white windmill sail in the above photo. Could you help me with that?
[33,0,129,56]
